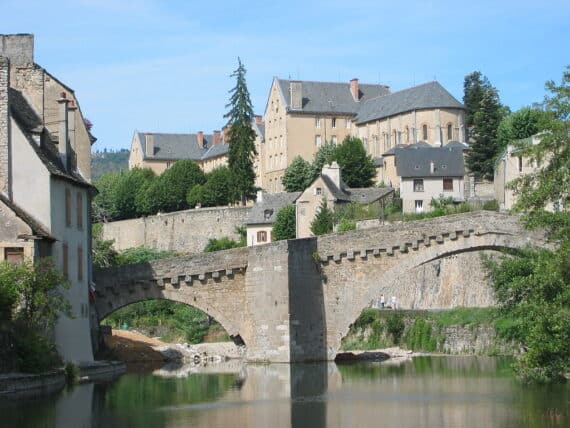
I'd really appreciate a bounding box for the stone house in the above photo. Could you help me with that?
[0,34,96,362]
[262,78,466,192]
[295,162,394,238]
[396,146,465,213]
[494,134,551,211]
[128,130,228,175]
[246,191,300,246]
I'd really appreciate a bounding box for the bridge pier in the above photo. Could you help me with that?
[244,238,328,363]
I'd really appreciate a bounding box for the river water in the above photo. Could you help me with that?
[1,356,568,428]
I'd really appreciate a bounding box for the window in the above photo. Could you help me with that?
[315,187,322,195]
[518,157,523,173]
[315,117,321,128]
[443,178,453,191]
[374,135,380,155]
[422,124,428,141]
[413,179,424,192]
[65,188,71,227]
[4,247,24,264]
[415,200,424,213]
[315,135,322,147]
[447,123,453,141]
[363,137,368,151]
[332,135,338,145]
[383,133,389,152]
[76,192,83,230]
[264,209,273,220]
[346,119,351,129]
[332,117,337,128]
[62,243,69,279]
[257,231,267,243]
[77,246,83,281]
[405,126,410,143]
[392,130,397,146]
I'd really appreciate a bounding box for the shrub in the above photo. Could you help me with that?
[386,313,405,345]
[273,205,296,240]
[337,218,356,233]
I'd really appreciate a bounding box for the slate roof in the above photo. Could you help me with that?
[356,81,465,124]
[138,132,228,161]
[445,140,470,150]
[318,175,394,203]
[276,79,390,115]
[10,91,93,189]
[395,147,465,178]
[247,192,301,225]
[0,193,54,240]
[253,121,265,139]
[383,142,431,156]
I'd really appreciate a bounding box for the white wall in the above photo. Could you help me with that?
[401,176,464,213]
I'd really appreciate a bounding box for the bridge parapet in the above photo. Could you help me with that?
[316,212,543,264]
[93,246,249,299]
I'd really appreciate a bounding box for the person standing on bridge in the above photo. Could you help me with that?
[380,294,385,309]
[391,296,397,310]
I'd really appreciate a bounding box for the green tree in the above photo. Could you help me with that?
[311,141,337,180]
[160,160,206,212]
[463,71,492,129]
[310,198,334,236]
[92,172,120,221]
[496,107,553,150]
[203,237,243,252]
[272,205,296,240]
[282,156,312,192]
[113,168,155,219]
[466,86,503,179]
[334,136,376,187]
[224,58,257,205]
[487,67,570,383]
[135,177,170,215]
[201,166,234,207]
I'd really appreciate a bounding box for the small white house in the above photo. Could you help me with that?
[397,147,465,213]
[246,191,300,246]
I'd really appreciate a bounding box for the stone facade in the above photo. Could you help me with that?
[101,206,250,252]
[94,212,544,362]
[0,34,95,363]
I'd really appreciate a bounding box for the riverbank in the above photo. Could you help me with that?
[0,360,125,399]
[104,329,243,364]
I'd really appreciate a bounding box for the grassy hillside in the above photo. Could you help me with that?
[91,149,129,179]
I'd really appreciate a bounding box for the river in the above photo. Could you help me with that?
[1,356,568,428]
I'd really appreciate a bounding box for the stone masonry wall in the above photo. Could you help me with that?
[0,57,9,195]
[100,206,251,253]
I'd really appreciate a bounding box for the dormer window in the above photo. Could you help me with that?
[264,209,273,220]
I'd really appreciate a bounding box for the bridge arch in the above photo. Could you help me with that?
[321,226,543,358]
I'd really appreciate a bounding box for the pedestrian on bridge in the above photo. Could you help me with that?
[391,296,397,310]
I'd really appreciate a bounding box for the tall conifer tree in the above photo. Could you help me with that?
[224,58,257,204]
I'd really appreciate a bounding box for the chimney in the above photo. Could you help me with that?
[68,100,77,169]
[430,161,435,174]
[57,92,70,170]
[0,57,11,196]
[256,190,263,203]
[197,131,204,148]
[350,78,359,101]
[290,81,302,110]
[0,34,34,66]
[254,115,262,125]
[145,134,154,157]
[213,130,221,145]
[322,161,341,188]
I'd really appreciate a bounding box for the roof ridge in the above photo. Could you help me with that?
[362,80,439,105]
[276,77,388,87]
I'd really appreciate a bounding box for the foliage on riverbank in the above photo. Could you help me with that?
[341,308,514,354]
[0,260,69,373]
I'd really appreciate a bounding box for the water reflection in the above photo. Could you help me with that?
[0,357,568,428]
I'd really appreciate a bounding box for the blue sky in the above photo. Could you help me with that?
[2,0,568,150]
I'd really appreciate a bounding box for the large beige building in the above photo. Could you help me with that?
[261,78,466,192]
[129,130,229,175]
[0,34,96,362]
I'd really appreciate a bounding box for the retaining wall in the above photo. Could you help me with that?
[100,206,251,253]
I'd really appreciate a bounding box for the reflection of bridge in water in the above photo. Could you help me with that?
[94,212,546,363]
[5,358,550,428]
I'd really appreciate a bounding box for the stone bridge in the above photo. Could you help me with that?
[93,212,546,363]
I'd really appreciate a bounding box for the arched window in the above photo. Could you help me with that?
[422,124,428,141]
[447,123,453,141]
